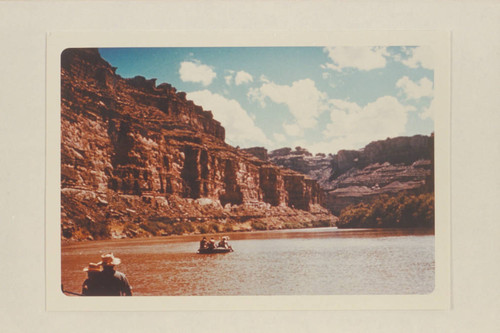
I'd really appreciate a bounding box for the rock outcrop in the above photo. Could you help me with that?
[265,136,434,214]
[268,147,333,189]
[325,135,434,213]
[330,135,433,179]
[61,48,334,241]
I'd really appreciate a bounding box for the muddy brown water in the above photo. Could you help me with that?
[61,227,434,296]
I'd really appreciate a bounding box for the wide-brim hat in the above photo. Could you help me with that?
[98,253,121,266]
[83,262,101,272]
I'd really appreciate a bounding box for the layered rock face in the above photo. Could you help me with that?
[325,135,434,213]
[61,49,333,240]
[330,135,433,179]
[263,136,434,215]
[267,147,333,189]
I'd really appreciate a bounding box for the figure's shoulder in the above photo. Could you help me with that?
[114,271,128,280]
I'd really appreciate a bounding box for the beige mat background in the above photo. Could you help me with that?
[0,1,498,332]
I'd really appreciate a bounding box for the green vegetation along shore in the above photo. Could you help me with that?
[337,192,434,229]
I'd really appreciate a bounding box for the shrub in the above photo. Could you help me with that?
[338,192,434,228]
[139,221,160,235]
[75,216,110,239]
[251,220,268,230]
[312,219,331,228]
[172,223,185,235]
[210,223,221,233]
[198,224,211,234]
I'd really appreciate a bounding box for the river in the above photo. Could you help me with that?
[61,227,434,296]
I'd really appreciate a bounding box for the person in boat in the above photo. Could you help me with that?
[217,236,230,249]
[208,237,216,250]
[199,236,208,250]
[95,253,132,296]
[81,262,102,296]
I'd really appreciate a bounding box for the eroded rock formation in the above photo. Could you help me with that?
[264,136,434,215]
[268,147,333,188]
[61,48,333,241]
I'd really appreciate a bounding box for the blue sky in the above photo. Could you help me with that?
[99,46,434,154]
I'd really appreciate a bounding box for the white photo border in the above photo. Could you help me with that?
[46,30,451,311]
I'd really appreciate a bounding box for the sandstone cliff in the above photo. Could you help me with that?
[61,49,334,241]
[261,135,433,214]
[267,147,333,189]
[326,135,434,213]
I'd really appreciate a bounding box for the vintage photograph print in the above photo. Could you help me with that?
[59,45,438,298]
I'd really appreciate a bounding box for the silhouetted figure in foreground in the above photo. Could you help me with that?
[81,263,102,296]
[95,253,132,296]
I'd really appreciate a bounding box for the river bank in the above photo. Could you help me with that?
[61,189,337,242]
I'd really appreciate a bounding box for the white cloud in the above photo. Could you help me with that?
[186,90,270,147]
[273,133,286,143]
[234,71,253,85]
[179,61,216,86]
[283,123,303,137]
[224,75,233,85]
[248,78,327,130]
[259,74,270,83]
[401,46,433,70]
[224,70,254,86]
[323,46,390,71]
[420,98,435,120]
[247,87,266,107]
[396,76,434,100]
[322,96,415,151]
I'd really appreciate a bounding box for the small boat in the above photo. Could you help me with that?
[197,247,233,254]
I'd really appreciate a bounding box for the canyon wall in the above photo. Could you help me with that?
[61,49,333,241]
[262,135,434,215]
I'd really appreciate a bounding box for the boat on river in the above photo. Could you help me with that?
[197,247,233,254]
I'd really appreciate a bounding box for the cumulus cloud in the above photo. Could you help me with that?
[247,87,266,107]
[396,76,434,100]
[224,70,254,86]
[401,46,433,70]
[273,133,286,143]
[283,123,303,137]
[186,90,269,147]
[259,74,270,83]
[179,60,216,86]
[420,98,435,120]
[322,96,415,151]
[234,71,253,85]
[248,78,327,131]
[224,70,234,85]
[323,46,390,71]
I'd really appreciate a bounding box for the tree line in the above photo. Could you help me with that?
[337,192,434,228]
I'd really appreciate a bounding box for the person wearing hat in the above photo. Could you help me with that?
[208,237,216,250]
[81,263,102,296]
[217,236,229,249]
[199,236,208,250]
[217,236,232,250]
[96,253,132,296]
